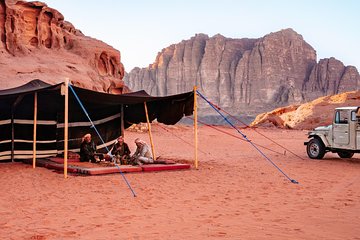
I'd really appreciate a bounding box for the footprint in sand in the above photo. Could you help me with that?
[29,235,46,240]
[210,231,227,237]
[64,231,77,236]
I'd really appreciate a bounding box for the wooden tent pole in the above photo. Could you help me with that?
[32,92,37,168]
[194,86,198,169]
[10,95,24,162]
[64,78,69,178]
[144,102,156,161]
[120,104,124,137]
[11,108,14,162]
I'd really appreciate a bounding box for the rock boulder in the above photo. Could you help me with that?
[250,90,360,130]
[0,0,126,93]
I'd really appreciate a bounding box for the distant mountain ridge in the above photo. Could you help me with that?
[124,29,360,119]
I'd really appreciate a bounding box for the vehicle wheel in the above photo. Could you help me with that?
[337,151,354,158]
[307,138,326,159]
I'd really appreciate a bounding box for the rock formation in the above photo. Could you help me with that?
[124,29,360,119]
[0,0,126,93]
[250,90,360,130]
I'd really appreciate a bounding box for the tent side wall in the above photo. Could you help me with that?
[56,103,122,154]
[0,92,59,160]
[0,91,124,161]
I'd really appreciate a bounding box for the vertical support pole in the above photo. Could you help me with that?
[144,102,156,160]
[120,104,124,137]
[32,92,37,168]
[11,108,14,162]
[10,95,24,162]
[194,86,198,169]
[64,78,69,179]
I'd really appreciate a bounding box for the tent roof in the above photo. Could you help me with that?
[0,79,192,105]
[0,79,60,97]
[0,79,194,125]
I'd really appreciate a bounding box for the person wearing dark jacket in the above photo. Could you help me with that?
[80,133,99,163]
[109,136,131,164]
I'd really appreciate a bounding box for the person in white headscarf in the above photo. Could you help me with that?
[80,133,106,163]
[80,133,98,163]
[130,138,153,165]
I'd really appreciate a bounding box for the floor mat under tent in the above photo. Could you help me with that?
[22,157,191,175]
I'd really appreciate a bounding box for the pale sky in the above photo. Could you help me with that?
[44,0,360,72]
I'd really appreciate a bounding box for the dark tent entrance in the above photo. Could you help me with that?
[0,80,194,167]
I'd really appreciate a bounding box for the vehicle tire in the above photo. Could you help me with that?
[307,138,326,159]
[337,151,354,158]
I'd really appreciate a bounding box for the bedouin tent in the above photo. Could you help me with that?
[0,79,194,161]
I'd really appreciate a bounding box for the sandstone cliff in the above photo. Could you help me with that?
[250,90,360,130]
[124,29,360,118]
[0,0,126,93]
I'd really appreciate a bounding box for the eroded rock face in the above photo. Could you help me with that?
[125,29,360,118]
[250,90,360,130]
[0,0,126,93]
[303,58,359,99]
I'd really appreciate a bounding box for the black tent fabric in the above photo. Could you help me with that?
[0,80,194,161]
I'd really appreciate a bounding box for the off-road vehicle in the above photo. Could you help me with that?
[305,106,360,159]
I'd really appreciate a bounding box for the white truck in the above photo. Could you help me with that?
[305,106,360,159]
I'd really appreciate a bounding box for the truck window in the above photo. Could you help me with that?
[351,111,356,121]
[335,111,348,124]
[354,110,360,125]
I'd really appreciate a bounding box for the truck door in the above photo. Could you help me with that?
[354,109,360,149]
[333,110,350,146]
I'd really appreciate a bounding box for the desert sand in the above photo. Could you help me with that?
[1,124,360,239]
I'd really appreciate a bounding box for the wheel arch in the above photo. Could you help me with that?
[308,134,329,148]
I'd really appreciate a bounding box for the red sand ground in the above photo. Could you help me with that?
[1,125,360,239]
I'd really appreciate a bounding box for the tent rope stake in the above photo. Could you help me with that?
[68,84,137,197]
[196,90,299,184]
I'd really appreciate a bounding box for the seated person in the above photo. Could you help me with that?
[109,136,131,164]
[130,138,153,165]
[80,133,103,163]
